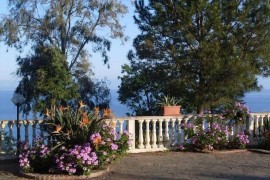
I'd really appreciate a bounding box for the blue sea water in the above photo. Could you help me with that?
[0,89,131,120]
[1,89,270,120]
[1,89,270,145]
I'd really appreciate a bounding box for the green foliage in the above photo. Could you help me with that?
[1,0,126,115]
[192,116,229,150]
[72,59,111,109]
[43,102,107,149]
[0,0,128,69]
[223,102,251,124]
[92,123,130,167]
[157,95,182,106]
[29,139,53,173]
[15,45,79,115]
[18,139,53,173]
[182,113,251,151]
[19,104,131,175]
[260,130,270,150]
[257,117,270,149]
[118,51,183,115]
[120,0,270,114]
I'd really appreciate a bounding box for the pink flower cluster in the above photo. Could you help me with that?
[18,142,31,170]
[18,139,51,171]
[31,138,50,158]
[110,143,118,150]
[236,132,249,145]
[56,143,98,174]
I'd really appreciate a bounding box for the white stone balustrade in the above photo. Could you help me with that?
[0,113,269,156]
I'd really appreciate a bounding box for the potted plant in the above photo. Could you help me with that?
[157,95,182,116]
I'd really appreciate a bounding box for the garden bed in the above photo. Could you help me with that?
[19,166,109,180]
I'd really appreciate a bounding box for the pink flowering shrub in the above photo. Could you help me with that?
[185,117,229,151]
[229,131,249,149]
[19,103,131,175]
[18,138,53,173]
[261,130,270,150]
[18,141,31,172]
[180,114,250,151]
[55,143,98,175]
[90,123,130,166]
[223,101,250,124]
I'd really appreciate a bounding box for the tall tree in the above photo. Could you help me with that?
[120,0,270,114]
[72,58,111,109]
[0,0,128,113]
[0,0,128,69]
[16,45,78,116]
[118,50,179,115]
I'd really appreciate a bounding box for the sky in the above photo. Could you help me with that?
[0,0,139,91]
[0,0,270,92]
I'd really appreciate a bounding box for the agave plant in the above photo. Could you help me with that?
[42,101,112,150]
[157,95,182,106]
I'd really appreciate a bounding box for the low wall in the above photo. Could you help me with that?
[0,113,269,156]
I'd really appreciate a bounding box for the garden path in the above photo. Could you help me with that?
[0,151,269,180]
[93,151,270,180]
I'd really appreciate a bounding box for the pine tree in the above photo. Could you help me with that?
[121,0,270,113]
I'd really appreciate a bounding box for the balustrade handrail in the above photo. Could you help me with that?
[1,112,269,158]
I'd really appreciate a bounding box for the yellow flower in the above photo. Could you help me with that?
[93,136,102,145]
[80,113,90,127]
[94,107,100,117]
[58,105,65,112]
[65,129,72,139]
[109,120,116,128]
[78,100,86,108]
[53,124,62,134]
[45,108,50,117]
[103,108,113,118]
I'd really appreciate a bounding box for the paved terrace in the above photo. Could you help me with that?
[0,150,269,180]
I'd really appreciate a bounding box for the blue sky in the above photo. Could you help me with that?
[0,0,270,91]
[0,0,139,91]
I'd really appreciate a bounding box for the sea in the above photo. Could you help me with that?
[1,89,270,145]
[1,89,270,120]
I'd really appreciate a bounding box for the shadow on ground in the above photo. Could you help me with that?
[0,159,22,178]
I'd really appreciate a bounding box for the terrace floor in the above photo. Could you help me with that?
[1,150,270,180]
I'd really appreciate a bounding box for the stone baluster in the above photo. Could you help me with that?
[145,120,151,149]
[111,120,117,139]
[17,120,22,143]
[176,119,180,145]
[164,119,170,147]
[266,115,270,131]
[225,125,229,140]
[203,119,208,131]
[247,116,254,144]
[158,119,164,148]
[259,115,264,137]
[127,118,135,150]
[138,120,144,149]
[119,120,124,138]
[170,119,175,146]
[39,120,45,143]
[180,127,185,145]
[263,115,269,132]
[0,121,7,152]
[24,120,30,143]
[8,121,14,151]
[178,119,183,145]
[114,120,118,130]
[232,123,237,136]
[151,119,157,148]
[254,115,259,137]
